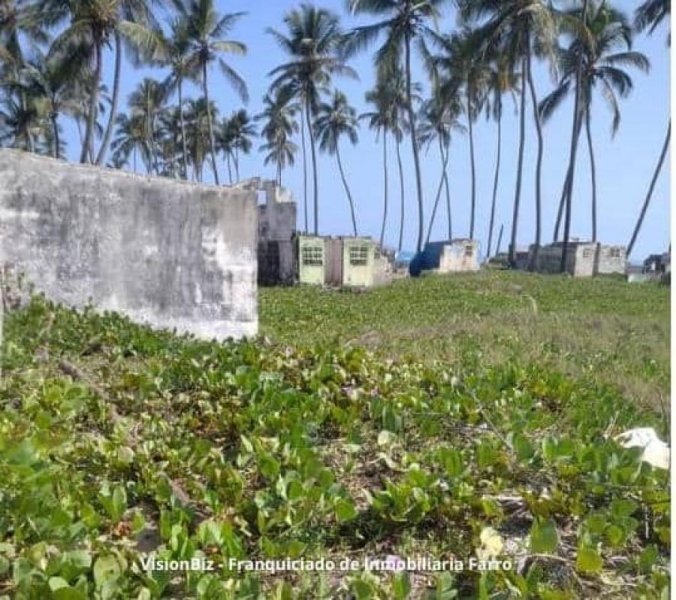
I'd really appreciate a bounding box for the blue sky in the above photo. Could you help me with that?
[64,0,670,261]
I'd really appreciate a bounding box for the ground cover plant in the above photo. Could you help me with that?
[0,271,670,598]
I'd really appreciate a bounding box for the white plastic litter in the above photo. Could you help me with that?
[615,427,670,470]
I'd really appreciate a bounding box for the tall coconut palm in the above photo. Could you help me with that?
[255,89,299,187]
[225,109,256,182]
[9,47,87,158]
[314,90,360,237]
[38,0,161,165]
[346,0,451,254]
[627,0,670,256]
[418,87,464,244]
[158,15,199,180]
[361,80,393,247]
[128,78,167,175]
[182,0,248,185]
[427,28,490,240]
[268,4,355,235]
[457,0,558,268]
[485,55,519,258]
[183,97,216,183]
[540,2,649,243]
[110,111,150,172]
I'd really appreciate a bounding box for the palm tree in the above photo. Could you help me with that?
[158,15,199,180]
[314,90,360,237]
[255,89,299,187]
[540,2,649,243]
[346,0,451,255]
[627,0,670,256]
[182,0,248,185]
[110,111,150,172]
[361,81,392,247]
[38,0,161,165]
[428,28,490,240]
[418,87,464,244]
[128,78,167,175]
[457,0,557,268]
[226,109,257,182]
[268,4,355,235]
[485,55,519,258]
[183,98,216,183]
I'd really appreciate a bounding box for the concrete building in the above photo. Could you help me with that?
[420,239,480,273]
[530,241,598,277]
[595,245,628,275]
[297,235,394,287]
[529,241,628,277]
[0,150,258,340]
[237,178,297,286]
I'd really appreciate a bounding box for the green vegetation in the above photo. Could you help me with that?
[1,272,670,598]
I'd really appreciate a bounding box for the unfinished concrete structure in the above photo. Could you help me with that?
[420,239,480,274]
[237,178,297,286]
[0,150,258,339]
[530,241,598,277]
[297,235,394,287]
[595,245,628,275]
[529,241,628,277]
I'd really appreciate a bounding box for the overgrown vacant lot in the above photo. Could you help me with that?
[261,271,670,412]
[1,272,670,599]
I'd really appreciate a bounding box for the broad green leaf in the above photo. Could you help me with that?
[530,518,558,554]
[576,547,603,573]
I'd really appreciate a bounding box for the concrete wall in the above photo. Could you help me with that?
[298,236,326,285]
[422,240,480,273]
[595,245,627,275]
[244,178,297,286]
[0,150,258,339]
[531,243,596,277]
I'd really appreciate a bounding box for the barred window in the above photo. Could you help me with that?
[302,245,323,266]
[464,245,474,257]
[610,248,621,258]
[350,245,369,266]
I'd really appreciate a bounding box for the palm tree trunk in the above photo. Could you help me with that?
[305,97,319,235]
[442,141,452,240]
[178,78,189,180]
[405,31,425,254]
[561,0,590,272]
[226,154,233,184]
[396,136,405,252]
[585,108,597,242]
[426,138,451,244]
[336,143,358,237]
[508,55,528,268]
[379,130,389,246]
[300,106,308,233]
[527,50,544,271]
[467,84,477,239]
[553,167,571,241]
[627,120,671,257]
[133,147,137,173]
[81,39,102,164]
[51,113,60,159]
[487,110,502,258]
[235,147,240,182]
[96,32,121,166]
[202,61,220,185]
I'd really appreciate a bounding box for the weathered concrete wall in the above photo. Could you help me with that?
[422,240,480,273]
[595,245,627,275]
[531,242,596,277]
[0,150,258,339]
[239,178,297,286]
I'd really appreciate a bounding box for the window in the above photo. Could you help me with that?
[349,245,369,266]
[302,245,323,266]
[464,245,474,258]
[610,248,621,258]
[582,248,594,258]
